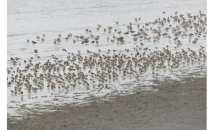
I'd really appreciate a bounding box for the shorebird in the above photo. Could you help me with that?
[137,24,140,28]
[27,39,29,42]
[114,19,119,24]
[7,82,11,86]
[66,66,75,71]
[133,37,138,42]
[12,61,17,65]
[32,41,37,44]
[127,26,132,30]
[80,36,84,39]
[111,39,114,43]
[90,34,94,38]
[192,40,197,44]
[83,37,89,41]
[34,49,38,53]
[124,31,129,35]
[117,37,124,41]
[147,37,151,41]
[132,34,138,37]
[108,26,112,31]
[41,38,45,42]
[119,39,124,44]
[36,36,40,40]
[57,38,61,42]
[91,40,95,43]
[162,33,168,37]
[43,34,45,37]
[62,49,67,52]
[15,57,20,60]
[82,40,89,44]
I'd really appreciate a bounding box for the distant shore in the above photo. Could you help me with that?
[8,76,206,130]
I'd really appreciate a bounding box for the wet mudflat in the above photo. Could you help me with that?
[8,76,206,130]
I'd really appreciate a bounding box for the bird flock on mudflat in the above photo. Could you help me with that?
[8,11,207,95]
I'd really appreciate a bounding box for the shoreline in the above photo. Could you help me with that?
[8,76,206,130]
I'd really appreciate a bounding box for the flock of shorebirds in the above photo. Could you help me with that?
[8,11,207,95]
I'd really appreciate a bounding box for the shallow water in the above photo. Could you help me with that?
[7,0,206,117]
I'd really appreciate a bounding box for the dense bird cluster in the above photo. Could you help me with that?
[8,11,207,95]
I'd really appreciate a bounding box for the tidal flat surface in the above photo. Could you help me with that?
[7,0,206,117]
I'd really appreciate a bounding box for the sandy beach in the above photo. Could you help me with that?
[7,76,206,130]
